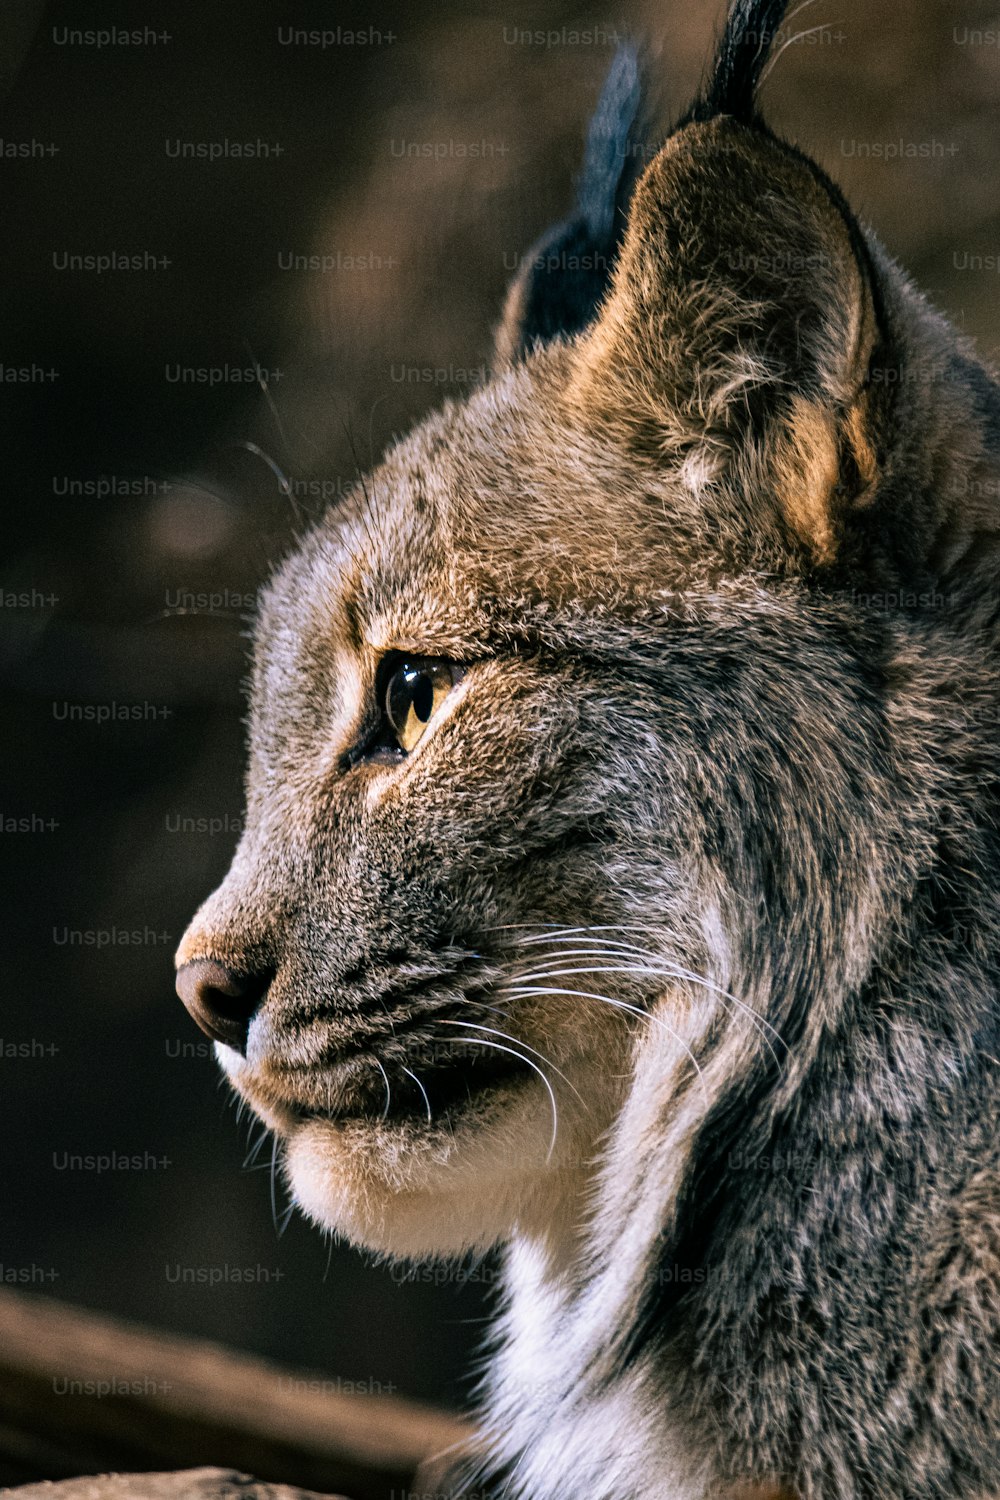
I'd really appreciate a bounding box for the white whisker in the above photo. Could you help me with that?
[505,984,710,1105]
[401,1065,432,1124]
[759,12,838,91]
[269,1134,280,1234]
[509,940,786,1070]
[243,1124,271,1169]
[371,1054,393,1120]
[517,952,779,1029]
[446,1035,560,1163]
[435,1017,588,1111]
[492,922,666,940]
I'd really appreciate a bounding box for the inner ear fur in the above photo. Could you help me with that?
[569,115,881,564]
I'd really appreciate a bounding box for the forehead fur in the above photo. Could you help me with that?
[260,350,766,673]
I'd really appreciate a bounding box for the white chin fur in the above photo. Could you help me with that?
[283,1083,571,1258]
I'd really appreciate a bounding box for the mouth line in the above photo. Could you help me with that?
[248,1004,534,1125]
[311,1050,529,1123]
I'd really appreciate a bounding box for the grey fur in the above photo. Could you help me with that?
[176,6,1000,1496]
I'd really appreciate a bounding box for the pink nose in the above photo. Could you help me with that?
[175,958,268,1051]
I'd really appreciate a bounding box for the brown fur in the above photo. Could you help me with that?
[177,8,1000,1496]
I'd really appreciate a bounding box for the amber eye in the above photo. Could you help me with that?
[384,659,460,753]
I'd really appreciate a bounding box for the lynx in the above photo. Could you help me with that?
[177,1,1000,1495]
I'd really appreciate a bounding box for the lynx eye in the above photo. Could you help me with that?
[384,659,460,753]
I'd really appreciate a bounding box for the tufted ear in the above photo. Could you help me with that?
[561,0,885,566]
[495,2,797,368]
[505,0,885,565]
[569,113,882,565]
[493,43,655,367]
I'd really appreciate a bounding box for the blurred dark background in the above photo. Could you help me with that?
[1,0,998,1417]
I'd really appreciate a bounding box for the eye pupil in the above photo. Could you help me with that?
[411,672,434,723]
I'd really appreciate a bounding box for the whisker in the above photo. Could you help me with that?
[515,951,763,1021]
[759,5,835,92]
[371,1054,393,1120]
[489,923,667,939]
[445,1035,560,1163]
[235,434,291,498]
[269,1134,280,1234]
[243,1124,271,1169]
[513,953,785,1073]
[505,984,710,1106]
[506,933,786,1064]
[435,1017,589,1111]
[401,1065,433,1125]
[243,339,290,460]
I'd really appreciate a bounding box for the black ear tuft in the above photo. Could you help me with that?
[574,41,647,249]
[495,43,656,362]
[687,0,792,124]
[497,2,798,364]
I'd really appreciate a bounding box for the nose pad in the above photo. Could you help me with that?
[175,958,270,1052]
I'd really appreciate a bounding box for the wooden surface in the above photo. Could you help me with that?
[0,1291,471,1500]
[3,1467,347,1498]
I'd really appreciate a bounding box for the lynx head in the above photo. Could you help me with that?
[176,1,1000,1263]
